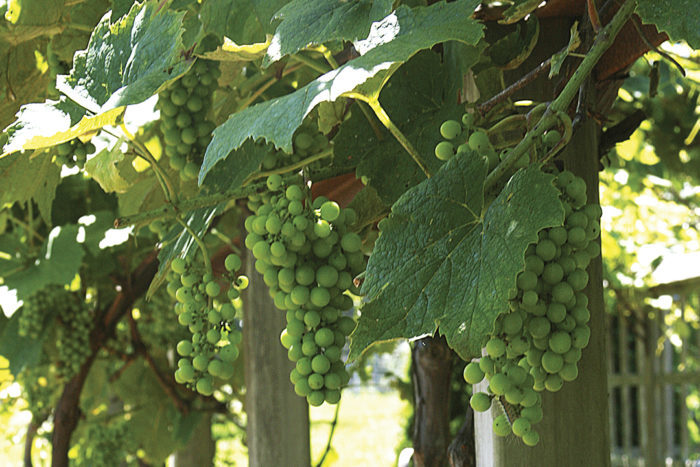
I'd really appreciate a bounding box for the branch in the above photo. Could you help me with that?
[51,252,159,467]
[484,0,637,191]
[127,312,190,414]
[24,418,38,467]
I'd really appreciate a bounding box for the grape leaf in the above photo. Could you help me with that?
[2,98,123,155]
[262,0,393,67]
[200,0,483,185]
[84,139,139,193]
[636,0,700,48]
[199,37,271,62]
[200,139,275,192]
[348,156,564,361]
[499,0,542,25]
[0,312,44,375]
[333,51,460,205]
[59,0,190,112]
[199,0,289,45]
[3,225,85,299]
[0,151,60,223]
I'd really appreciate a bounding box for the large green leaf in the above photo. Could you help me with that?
[262,0,392,67]
[0,151,61,223]
[4,225,85,299]
[349,156,564,361]
[59,0,190,112]
[199,0,289,45]
[637,0,700,48]
[0,311,45,375]
[200,139,276,192]
[200,0,483,185]
[333,51,460,205]
[4,0,64,26]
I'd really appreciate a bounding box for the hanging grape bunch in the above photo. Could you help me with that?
[157,59,219,180]
[463,169,602,446]
[18,286,65,339]
[170,253,247,396]
[244,174,363,406]
[55,289,94,380]
[53,138,96,170]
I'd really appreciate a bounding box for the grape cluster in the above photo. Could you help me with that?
[18,364,59,420]
[463,170,602,446]
[53,138,96,169]
[434,114,528,170]
[244,175,363,406]
[170,253,247,396]
[18,286,64,339]
[157,59,219,180]
[55,290,94,380]
[260,123,330,173]
[76,421,131,467]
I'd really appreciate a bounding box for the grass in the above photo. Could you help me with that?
[215,388,411,466]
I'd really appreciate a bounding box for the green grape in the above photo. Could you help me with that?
[486,337,506,358]
[435,141,455,160]
[512,417,531,437]
[463,362,485,384]
[541,351,564,374]
[493,415,512,437]
[522,430,540,446]
[470,392,492,412]
[468,130,493,154]
[440,120,462,140]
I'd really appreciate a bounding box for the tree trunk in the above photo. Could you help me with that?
[447,408,476,467]
[243,250,311,467]
[174,413,215,467]
[412,335,453,467]
[474,17,610,466]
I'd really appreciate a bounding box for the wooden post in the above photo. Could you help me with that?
[174,413,215,467]
[243,250,311,467]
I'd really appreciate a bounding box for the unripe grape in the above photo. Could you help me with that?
[522,430,540,446]
[493,415,511,437]
[463,362,485,384]
[470,392,492,412]
[440,120,462,140]
[435,141,455,160]
[512,418,531,437]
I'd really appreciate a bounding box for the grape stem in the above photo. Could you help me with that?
[315,400,341,467]
[484,0,636,192]
[118,124,178,204]
[242,147,334,185]
[291,53,331,74]
[175,215,213,274]
[237,64,304,111]
[350,94,432,178]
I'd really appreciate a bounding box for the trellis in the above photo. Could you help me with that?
[607,287,700,466]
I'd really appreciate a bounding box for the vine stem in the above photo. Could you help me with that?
[242,148,333,185]
[350,94,432,178]
[118,124,178,204]
[315,400,341,467]
[175,215,212,274]
[114,181,267,227]
[9,213,44,243]
[484,0,636,191]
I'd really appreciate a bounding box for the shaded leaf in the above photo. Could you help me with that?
[499,0,542,25]
[200,0,483,185]
[0,151,60,223]
[349,157,563,361]
[0,312,44,375]
[4,225,85,299]
[263,0,392,67]
[199,0,288,45]
[200,139,276,192]
[333,51,461,205]
[549,21,581,78]
[637,0,700,48]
